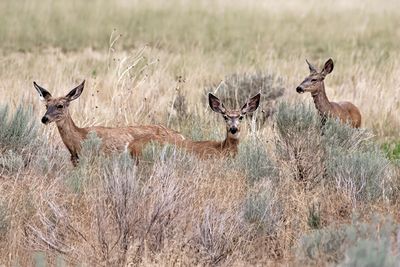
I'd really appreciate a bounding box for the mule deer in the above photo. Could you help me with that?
[130,93,261,159]
[34,80,184,166]
[296,58,361,128]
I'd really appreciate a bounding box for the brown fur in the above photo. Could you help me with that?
[130,136,240,159]
[296,58,362,128]
[129,93,261,159]
[34,81,184,166]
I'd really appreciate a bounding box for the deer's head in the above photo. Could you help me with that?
[296,58,334,95]
[33,81,85,124]
[208,93,261,139]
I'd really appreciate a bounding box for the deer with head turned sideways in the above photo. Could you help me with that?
[34,80,184,166]
[129,93,261,159]
[296,58,362,128]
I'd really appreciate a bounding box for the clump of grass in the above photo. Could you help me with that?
[307,203,322,230]
[274,102,325,186]
[196,205,245,265]
[243,181,282,235]
[171,85,189,123]
[141,141,179,164]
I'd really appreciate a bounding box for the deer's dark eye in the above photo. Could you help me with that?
[57,104,64,109]
[311,78,318,82]
[223,115,229,121]
[239,116,244,121]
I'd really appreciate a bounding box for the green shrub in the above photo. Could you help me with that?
[0,150,25,174]
[0,102,71,176]
[65,132,103,193]
[307,203,322,230]
[0,199,9,240]
[242,182,282,235]
[339,219,398,267]
[322,118,374,154]
[0,103,39,153]
[274,102,325,185]
[340,239,397,267]
[298,218,398,265]
[236,137,276,184]
[321,118,389,203]
[275,102,321,140]
[326,148,391,202]
[275,102,393,202]
[141,141,181,163]
[298,224,347,264]
[382,141,400,161]
[66,131,137,191]
[0,103,70,177]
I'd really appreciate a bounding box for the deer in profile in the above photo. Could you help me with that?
[34,80,184,166]
[296,58,361,128]
[130,93,261,159]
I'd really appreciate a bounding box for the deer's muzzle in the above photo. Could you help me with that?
[296,86,305,93]
[41,116,50,124]
[229,127,238,134]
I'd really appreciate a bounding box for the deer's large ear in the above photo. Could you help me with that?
[241,93,261,114]
[208,93,226,114]
[66,80,85,101]
[306,59,318,74]
[321,58,334,76]
[33,82,52,101]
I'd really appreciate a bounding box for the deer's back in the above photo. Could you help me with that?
[179,140,238,158]
[331,101,362,128]
[86,125,184,153]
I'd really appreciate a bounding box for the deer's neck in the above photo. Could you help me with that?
[55,113,87,156]
[312,82,332,117]
[222,134,239,155]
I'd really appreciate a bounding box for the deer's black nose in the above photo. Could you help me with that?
[41,116,49,124]
[296,87,304,93]
[230,127,238,134]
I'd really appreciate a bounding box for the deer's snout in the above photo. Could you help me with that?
[296,86,304,94]
[41,116,49,124]
[229,127,238,134]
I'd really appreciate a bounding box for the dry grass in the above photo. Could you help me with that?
[1,0,400,266]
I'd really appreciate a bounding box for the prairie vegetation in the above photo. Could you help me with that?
[1,0,400,266]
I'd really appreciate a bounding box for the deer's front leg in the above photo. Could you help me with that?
[70,154,79,167]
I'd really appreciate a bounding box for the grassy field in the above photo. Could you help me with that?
[1,0,400,266]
